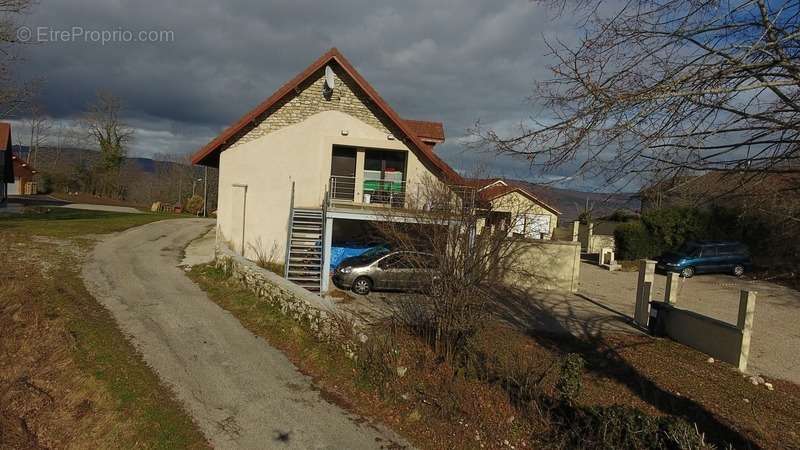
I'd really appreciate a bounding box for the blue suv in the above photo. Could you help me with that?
[656,241,752,278]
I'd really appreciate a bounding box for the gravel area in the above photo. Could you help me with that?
[580,262,800,384]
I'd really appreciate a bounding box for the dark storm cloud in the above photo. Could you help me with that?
[12,0,602,188]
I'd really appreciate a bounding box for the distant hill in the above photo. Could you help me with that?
[12,145,180,174]
[13,146,637,219]
[515,180,640,221]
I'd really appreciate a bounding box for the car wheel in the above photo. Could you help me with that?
[680,267,695,278]
[352,277,372,295]
[733,264,745,277]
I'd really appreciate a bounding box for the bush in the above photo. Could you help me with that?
[642,207,712,251]
[554,404,707,449]
[614,222,662,260]
[615,206,772,262]
[556,353,584,404]
[184,195,204,215]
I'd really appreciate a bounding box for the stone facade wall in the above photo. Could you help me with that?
[588,234,616,254]
[229,65,393,149]
[215,240,339,339]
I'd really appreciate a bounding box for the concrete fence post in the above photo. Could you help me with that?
[634,259,656,328]
[587,222,594,252]
[665,272,680,304]
[736,290,757,371]
[572,220,580,242]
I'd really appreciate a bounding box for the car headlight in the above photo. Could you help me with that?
[339,266,352,274]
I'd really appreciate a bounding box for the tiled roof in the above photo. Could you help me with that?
[192,48,462,183]
[402,119,445,143]
[468,177,561,215]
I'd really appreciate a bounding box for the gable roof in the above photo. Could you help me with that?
[468,177,561,215]
[192,48,462,183]
[12,154,36,178]
[0,123,13,183]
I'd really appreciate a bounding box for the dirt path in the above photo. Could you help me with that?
[82,219,406,450]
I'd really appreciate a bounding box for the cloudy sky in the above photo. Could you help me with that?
[10,0,606,190]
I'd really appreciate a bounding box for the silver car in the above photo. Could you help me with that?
[332,249,439,295]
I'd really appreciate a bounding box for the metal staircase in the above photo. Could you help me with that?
[285,208,324,292]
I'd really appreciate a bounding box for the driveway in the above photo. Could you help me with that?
[82,219,407,449]
[60,203,142,214]
[580,263,800,384]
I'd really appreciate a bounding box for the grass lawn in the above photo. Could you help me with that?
[0,208,208,449]
[189,264,800,450]
[0,207,176,237]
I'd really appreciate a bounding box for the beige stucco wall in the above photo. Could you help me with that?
[217,109,439,261]
[497,240,581,292]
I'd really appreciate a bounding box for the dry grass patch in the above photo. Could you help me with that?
[0,211,207,449]
[190,263,800,450]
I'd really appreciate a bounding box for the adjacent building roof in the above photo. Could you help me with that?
[192,48,462,183]
[402,119,445,144]
[0,122,13,183]
[12,154,37,179]
[467,177,562,215]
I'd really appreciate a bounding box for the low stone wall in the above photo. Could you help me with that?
[588,234,615,255]
[500,240,581,293]
[215,241,338,339]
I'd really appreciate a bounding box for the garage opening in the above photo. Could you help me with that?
[330,219,386,270]
[329,219,441,269]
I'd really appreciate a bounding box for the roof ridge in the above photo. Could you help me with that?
[192,48,462,183]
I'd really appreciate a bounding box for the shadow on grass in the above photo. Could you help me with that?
[489,285,760,449]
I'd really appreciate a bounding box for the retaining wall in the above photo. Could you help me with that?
[499,240,581,293]
[215,241,338,339]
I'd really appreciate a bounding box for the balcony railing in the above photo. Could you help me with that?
[330,175,407,207]
[327,175,477,212]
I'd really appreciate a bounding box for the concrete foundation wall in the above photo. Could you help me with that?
[660,306,745,367]
[500,240,581,293]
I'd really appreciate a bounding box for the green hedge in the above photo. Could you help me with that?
[614,222,662,260]
[614,206,770,261]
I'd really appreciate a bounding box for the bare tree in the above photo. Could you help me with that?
[23,103,49,166]
[0,0,35,117]
[477,0,800,188]
[83,92,134,197]
[372,177,541,362]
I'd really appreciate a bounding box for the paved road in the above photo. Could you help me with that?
[580,263,800,384]
[83,219,406,449]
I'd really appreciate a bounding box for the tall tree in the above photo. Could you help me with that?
[83,92,134,197]
[24,103,50,166]
[0,0,35,117]
[478,0,800,187]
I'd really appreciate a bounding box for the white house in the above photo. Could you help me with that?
[193,48,559,293]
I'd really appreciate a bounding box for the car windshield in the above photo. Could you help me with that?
[351,246,390,263]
